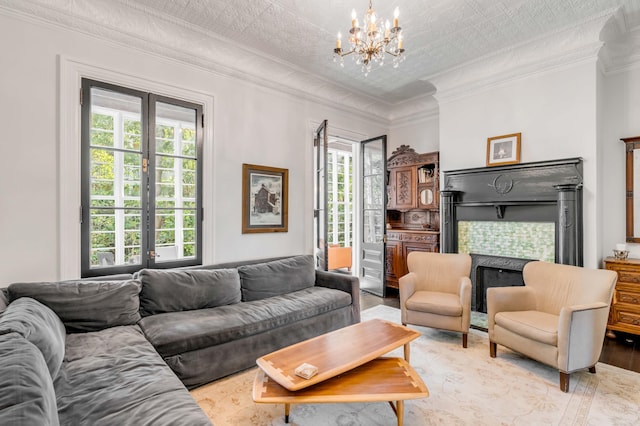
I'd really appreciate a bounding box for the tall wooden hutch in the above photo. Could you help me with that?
[385,145,440,290]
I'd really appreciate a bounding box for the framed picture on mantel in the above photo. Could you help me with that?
[487,133,521,167]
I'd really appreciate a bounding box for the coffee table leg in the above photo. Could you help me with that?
[397,400,404,426]
[284,403,290,423]
[404,343,410,362]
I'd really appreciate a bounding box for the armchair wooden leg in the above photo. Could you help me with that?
[462,333,468,348]
[489,341,496,358]
[559,372,570,392]
[589,366,596,374]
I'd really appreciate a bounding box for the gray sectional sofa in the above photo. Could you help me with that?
[0,254,360,425]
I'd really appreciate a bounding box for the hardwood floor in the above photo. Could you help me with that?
[360,290,640,374]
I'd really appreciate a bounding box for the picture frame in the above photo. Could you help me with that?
[242,163,288,233]
[486,133,521,167]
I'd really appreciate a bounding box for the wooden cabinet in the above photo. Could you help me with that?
[387,166,417,210]
[385,231,439,289]
[604,257,640,337]
[385,146,440,291]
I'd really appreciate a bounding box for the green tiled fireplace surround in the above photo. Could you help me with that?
[458,221,555,263]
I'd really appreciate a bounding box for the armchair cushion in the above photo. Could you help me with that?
[495,310,558,346]
[406,291,463,317]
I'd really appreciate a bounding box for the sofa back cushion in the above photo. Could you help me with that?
[0,289,7,314]
[0,333,60,426]
[7,280,142,333]
[0,298,66,379]
[136,268,241,316]
[238,255,315,301]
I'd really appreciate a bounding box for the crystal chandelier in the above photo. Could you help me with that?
[333,0,405,75]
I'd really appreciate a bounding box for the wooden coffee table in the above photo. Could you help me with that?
[256,319,420,391]
[253,357,428,426]
[253,319,428,425]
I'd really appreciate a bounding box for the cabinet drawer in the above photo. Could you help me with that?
[616,289,640,306]
[401,233,438,243]
[616,270,640,285]
[611,305,640,328]
[387,232,402,241]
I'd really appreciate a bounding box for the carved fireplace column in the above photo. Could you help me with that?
[555,184,581,266]
[440,190,459,253]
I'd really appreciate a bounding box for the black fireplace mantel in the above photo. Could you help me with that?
[441,158,583,266]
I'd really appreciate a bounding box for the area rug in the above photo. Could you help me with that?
[190,305,640,425]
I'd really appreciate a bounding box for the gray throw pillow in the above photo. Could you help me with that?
[7,280,142,333]
[0,298,66,379]
[238,255,316,301]
[136,268,241,316]
[0,333,60,426]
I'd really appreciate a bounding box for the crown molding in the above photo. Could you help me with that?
[0,0,398,125]
[600,23,640,74]
[388,94,439,129]
[428,10,616,105]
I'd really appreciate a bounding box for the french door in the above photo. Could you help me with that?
[313,120,387,295]
[314,120,328,270]
[360,135,387,296]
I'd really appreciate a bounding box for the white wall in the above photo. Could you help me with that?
[0,12,387,285]
[601,65,640,259]
[437,60,602,267]
[388,115,439,157]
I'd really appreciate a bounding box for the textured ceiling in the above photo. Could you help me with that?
[103,1,640,102]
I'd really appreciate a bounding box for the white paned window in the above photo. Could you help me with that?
[81,79,203,277]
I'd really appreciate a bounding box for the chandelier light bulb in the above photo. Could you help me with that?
[393,7,399,27]
[336,31,342,49]
[351,9,357,27]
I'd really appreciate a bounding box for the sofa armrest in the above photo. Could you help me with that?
[486,286,536,335]
[557,302,610,373]
[315,270,360,322]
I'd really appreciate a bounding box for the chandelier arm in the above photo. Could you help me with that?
[334,49,357,58]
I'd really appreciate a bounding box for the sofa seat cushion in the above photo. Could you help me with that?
[54,325,210,426]
[238,255,315,301]
[140,286,352,357]
[405,291,462,317]
[495,310,559,346]
[7,280,141,333]
[0,332,59,426]
[0,297,66,379]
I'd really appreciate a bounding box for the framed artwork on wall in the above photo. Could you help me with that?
[242,163,289,233]
[486,133,521,167]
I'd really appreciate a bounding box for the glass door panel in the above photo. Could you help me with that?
[87,87,144,268]
[151,100,199,264]
[361,135,387,296]
[314,120,328,270]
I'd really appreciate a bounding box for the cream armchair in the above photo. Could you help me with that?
[399,252,472,348]
[487,261,617,392]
